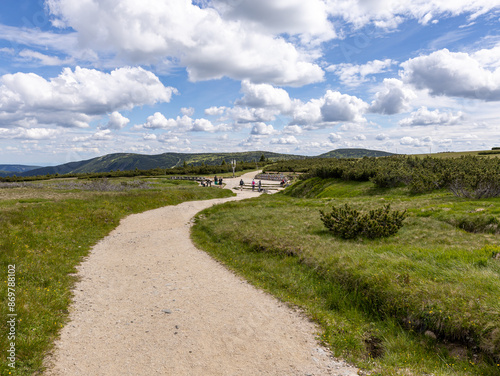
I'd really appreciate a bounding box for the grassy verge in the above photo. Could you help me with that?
[0,177,233,375]
[191,178,500,375]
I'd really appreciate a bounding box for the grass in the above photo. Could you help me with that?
[191,178,500,375]
[0,177,233,375]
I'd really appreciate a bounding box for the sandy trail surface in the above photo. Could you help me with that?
[44,172,359,376]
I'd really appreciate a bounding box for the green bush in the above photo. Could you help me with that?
[320,204,406,239]
[450,215,500,234]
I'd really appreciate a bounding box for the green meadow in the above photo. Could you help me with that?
[1,156,500,375]
[192,177,500,375]
[0,177,233,375]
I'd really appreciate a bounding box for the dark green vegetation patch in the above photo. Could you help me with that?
[320,204,406,239]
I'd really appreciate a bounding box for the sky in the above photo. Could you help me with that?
[1,0,500,165]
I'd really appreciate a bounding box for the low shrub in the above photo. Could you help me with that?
[449,215,500,234]
[320,203,406,239]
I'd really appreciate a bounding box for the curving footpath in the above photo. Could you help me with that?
[44,171,359,376]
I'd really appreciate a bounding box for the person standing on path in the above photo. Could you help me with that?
[252,179,255,191]
[239,179,244,190]
[258,180,262,192]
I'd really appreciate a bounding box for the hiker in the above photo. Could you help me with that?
[252,179,255,191]
[219,177,223,186]
[258,180,262,192]
[239,179,244,190]
[214,175,217,185]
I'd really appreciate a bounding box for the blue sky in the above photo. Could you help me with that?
[0,0,499,165]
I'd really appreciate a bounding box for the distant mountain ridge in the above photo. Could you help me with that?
[7,149,393,177]
[0,164,42,177]
[317,148,394,158]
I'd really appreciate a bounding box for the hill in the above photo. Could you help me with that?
[12,148,396,177]
[317,148,394,158]
[0,164,41,177]
[18,151,305,177]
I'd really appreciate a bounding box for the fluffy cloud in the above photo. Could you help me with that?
[290,99,323,126]
[47,0,325,86]
[291,90,368,127]
[138,113,189,130]
[226,106,278,125]
[327,59,395,86]
[376,133,389,140]
[0,67,175,128]
[369,78,415,114]
[73,129,112,142]
[236,80,292,112]
[181,107,195,116]
[205,106,226,116]
[401,47,500,101]
[271,135,299,144]
[399,107,465,126]
[250,122,275,135]
[138,113,228,133]
[320,90,368,123]
[212,0,335,45]
[353,134,367,141]
[282,125,303,134]
[0,127,60,140]
[399,136,432,147]
[192,118,227,132]
[329,132,342,142]
[105,112,130,130]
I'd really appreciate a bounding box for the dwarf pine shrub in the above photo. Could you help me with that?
[320,203,406,239]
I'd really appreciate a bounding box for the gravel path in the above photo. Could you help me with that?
[44,172,359,376]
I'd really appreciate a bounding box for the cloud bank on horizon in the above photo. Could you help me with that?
[0,0,499,164]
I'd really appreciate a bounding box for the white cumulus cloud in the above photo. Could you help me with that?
[47,0,325,86]
[251,122,275,135]
[271,135,299,144]
[105,112,130,130]
[0,67,176,128]
[320,90,368,123]
[327,59,395,86]
[401,47,500,101]
[369,78,415,114]
[236,80,292,112]
[399,107,465,126]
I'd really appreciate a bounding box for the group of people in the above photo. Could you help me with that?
[200,175,223,187]
[239,178,263,191]
[201,176,270,193]
[213,175,223,186]
[248,179,262,192]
